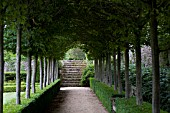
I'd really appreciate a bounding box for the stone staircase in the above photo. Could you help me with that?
[60,60,87,87]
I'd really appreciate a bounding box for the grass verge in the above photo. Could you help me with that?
[3,79,60,113]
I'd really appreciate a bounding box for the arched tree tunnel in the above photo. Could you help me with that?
[0,0,170,113]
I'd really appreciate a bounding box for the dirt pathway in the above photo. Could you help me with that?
[44,87,108,113]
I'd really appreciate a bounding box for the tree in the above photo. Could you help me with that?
[31,56,38,93]
[150,0,159,112]
[0,23,4,113]
[16,25,22,104]
[39,56,43,90]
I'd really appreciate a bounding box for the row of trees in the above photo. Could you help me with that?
[69,1,170,113]
[0,0,170,113]
[0,0,77,113]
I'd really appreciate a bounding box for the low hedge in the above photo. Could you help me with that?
[4,82,26,86]
[90,78,167,113]
[90,78,121,113]
[4,79,61,113]
[4,86,26,92]
[4,71,26,81]
[116,97,168,113]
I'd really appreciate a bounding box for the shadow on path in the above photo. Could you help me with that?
[44,87,108,113]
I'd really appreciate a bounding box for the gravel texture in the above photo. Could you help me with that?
[44,87,108,113]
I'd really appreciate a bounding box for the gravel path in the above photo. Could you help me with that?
[44,87,108,113]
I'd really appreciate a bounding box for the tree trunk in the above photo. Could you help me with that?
[150,1,160,112]
[135,31,143,105]
[39,57,43,90]
[26,51,32,99]
[99,57,102,82]
[113,51,117,91]
[106,54,109,85]
[102,56,105,83]
[47,58,50,85]
[53,59,56,82]
[43,57,47,87]
[51,58,54,82]
[117,47,122,94]
[125,45,130,98]
[94,59,98,80]
[31,56,38,93]
[106,53,112,86]
[0,25,4,113]
[16,25,21,104]
[55,60,59,80]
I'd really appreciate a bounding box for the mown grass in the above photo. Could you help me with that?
[3,79,60,113]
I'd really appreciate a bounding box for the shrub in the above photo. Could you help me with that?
[4,86,26,92]
[4,71,26,82]
[120,65,170,113]
[90,78,121,113]
[81,64,94,86]
[116,97,167,113]
[4,82,26,86]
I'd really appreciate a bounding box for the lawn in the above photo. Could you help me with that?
[3,92,24,104]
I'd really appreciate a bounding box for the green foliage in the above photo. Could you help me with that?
[64,48,86,60]
[4,82,26,86]
[116,97,167,113]
[3,79,60,113]
[81,64,94,86]
[4,71,26,82]
[120,65,170,112]
[4,86,26,92]
[58,60,64,69]
[90,78,120,113]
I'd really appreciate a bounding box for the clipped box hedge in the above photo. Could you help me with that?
[4,71,26,81]
[4,79,61,113]
[90,78,167,113]
[4,86,26,92]
[116,97,168,113]
[90,78,120,113]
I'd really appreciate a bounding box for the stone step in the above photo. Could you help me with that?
[63,64,86,66]
[60,60,86,87]
[62,60,86,63]
[61,83,81,87]
[60,72,82,76]
[61,75,82,78]
[62,78,81,81]
[61,71,83,74]
[61,76,82,79]
[62,81,80,83]
[61,68,83,71]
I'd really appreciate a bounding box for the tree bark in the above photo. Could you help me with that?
[117,47,122,94]
[16,25,21,104]
[26,51,32,99]
[39,57,43,90]
[31,56,38,93]
[102,56,105,83]
[43,57,47,87]
[106,53,112,86]
[94,59,98,80]
[125,45,130,98]
[150,1,160,112]
[56,60,59,80]
[99,57,102,82]
[53,59,56,82]
[113,51,117,91]
[135,31,143,105]
[51,58,54,82]
[47,58,50,85]
[0,25,4,113]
